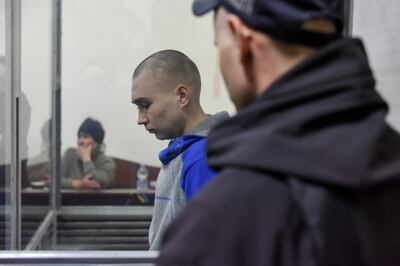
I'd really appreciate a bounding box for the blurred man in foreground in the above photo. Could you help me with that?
[156,1,400,265]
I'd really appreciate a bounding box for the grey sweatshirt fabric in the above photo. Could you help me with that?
[148,111,229,250]
[61,145,115,188]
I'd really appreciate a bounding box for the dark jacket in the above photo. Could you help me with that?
[156,38,400,266]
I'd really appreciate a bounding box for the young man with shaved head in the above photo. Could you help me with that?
[156,1,400,265]
[131,49,228,250]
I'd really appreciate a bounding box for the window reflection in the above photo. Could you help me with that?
[2,0,232,251]
[0,0,8,249]
[20,0,52,250]
[27,119,51,184]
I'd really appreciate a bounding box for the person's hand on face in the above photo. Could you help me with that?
[72,174,101,189]
[76,133,95,162]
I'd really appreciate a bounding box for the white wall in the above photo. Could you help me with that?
[21,0,52,163]
[0,0,52,164]
[24,0,400,167]
[22,0,234,167]
[62,0,234,166]
[352,0,400,131]
[0,0,4,55]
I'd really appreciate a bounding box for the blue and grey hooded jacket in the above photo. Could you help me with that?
[148,111,229,250]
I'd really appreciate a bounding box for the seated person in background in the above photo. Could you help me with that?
[61,117,115,189]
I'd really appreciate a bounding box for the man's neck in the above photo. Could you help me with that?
[183,110,208,134]
[252,33,314,95]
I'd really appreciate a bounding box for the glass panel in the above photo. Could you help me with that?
[352,0,400,130]
[21,0,52,249]
[60,0,234,250]
[0,0,8,250]
[62,0,234,188]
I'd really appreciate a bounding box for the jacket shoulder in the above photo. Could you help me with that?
[158,169,293,266]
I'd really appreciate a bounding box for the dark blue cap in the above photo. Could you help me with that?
[78,118,105,144]
[193,0,344,47]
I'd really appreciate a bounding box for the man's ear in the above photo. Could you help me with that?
[227,14,252,65]
[176,85,190,107]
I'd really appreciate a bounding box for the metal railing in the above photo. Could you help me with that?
[18,206,153,251]
[0,250,158,265]
[24,210,56,251]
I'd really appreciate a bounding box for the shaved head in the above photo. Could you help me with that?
[133,50,201,99]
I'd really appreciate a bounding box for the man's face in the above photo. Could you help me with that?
[214,8,256,110]
[131,69,185,140]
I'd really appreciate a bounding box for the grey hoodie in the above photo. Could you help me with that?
[149,111,229,250]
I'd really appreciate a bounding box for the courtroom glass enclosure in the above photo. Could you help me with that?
[1,0,234,252]
[2,0,400,259]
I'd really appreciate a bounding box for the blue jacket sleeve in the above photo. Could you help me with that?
[180,140,216,201]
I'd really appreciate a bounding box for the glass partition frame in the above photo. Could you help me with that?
[5,0,22,250]
[1,0,355,254]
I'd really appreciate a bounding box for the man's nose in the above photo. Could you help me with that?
[137,114,148,125]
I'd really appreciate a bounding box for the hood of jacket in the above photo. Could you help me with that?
[206,38,400,188]
[159,111,229,165]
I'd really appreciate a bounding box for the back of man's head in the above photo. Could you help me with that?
[133,49,202,100]
[193,0,344,48]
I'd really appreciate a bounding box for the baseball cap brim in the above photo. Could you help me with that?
[192,0,220,16]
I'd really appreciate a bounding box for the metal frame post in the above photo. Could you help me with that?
[344,0,354,37]
[5,0,22,250]
[50,0,62,249]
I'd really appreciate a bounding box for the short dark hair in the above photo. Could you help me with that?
[133,50,202,99]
